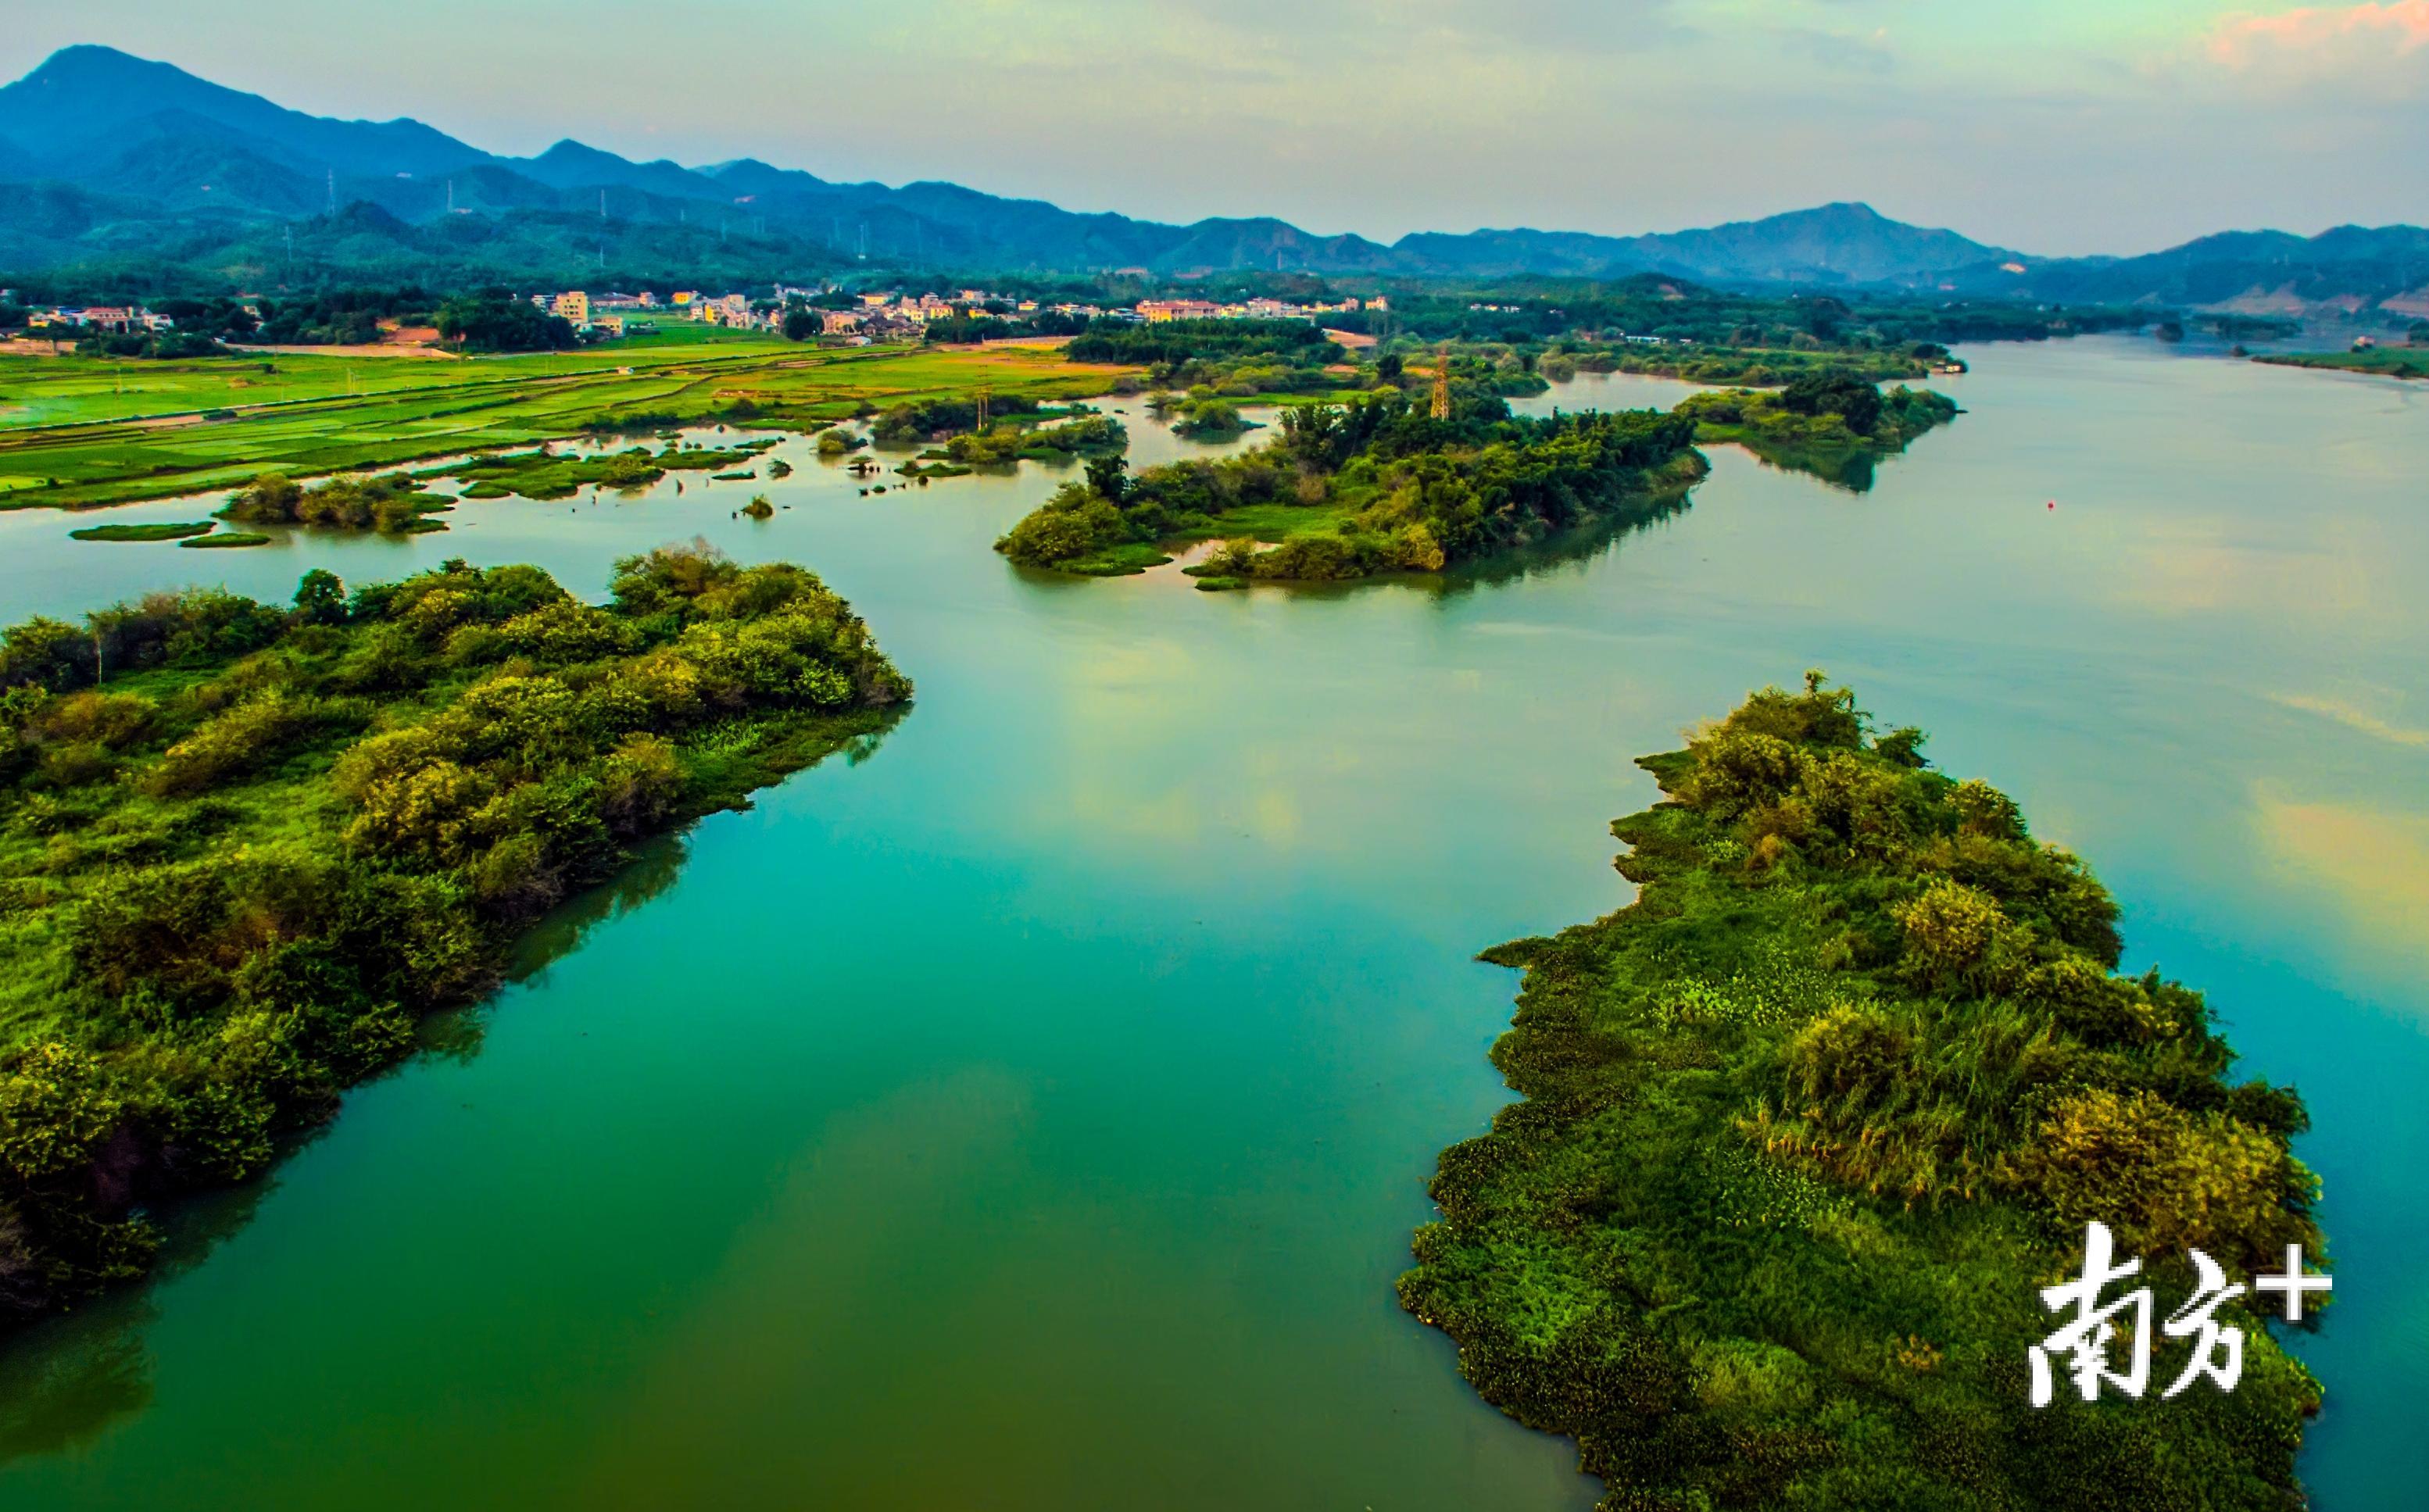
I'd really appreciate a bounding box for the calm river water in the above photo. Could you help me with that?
[0,341,2421,1509]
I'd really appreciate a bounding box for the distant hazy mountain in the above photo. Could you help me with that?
[0,45,488,177]
[1940,225,2429,313]
[1390,204,2010,284]
[0,43,2418,313]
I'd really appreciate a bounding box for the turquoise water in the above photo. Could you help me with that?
[0,341,2421,1508]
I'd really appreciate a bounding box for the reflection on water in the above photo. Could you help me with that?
[0,1310,154,1466]
[0,340,2422,1510]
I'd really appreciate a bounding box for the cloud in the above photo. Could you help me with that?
[2207,1,2429,68]
[2268,692,2429,749]
[1780,25,1898,74]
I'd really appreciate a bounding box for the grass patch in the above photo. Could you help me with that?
[68,521,216,543]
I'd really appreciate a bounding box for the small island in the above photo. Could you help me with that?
[1675,370,1959,491]
[1399,676,2325,1510]
[0,549,908,1321]
[996,381,1702,583]
[68,520,218,543]
[224,471,456,533]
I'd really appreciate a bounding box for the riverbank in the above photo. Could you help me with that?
[0,549,907,1321]
[2252,348,2429,381]
[1401,677,2326,1510]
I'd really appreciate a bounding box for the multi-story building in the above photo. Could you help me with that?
[1138,298,1222,323]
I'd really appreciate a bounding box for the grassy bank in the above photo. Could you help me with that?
[1400,677,2324,1510]
[0,548,908,1321]
[2252,348,2429,381]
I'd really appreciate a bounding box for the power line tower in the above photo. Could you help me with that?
[1430,349,1451,420]
[324,168,334,215]
[975,388,989,431]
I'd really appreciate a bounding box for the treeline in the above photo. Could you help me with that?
[997,377,1700,581]
[1322,275,2149,351]
[435,289,578,352]
[138,288,440,345]
[0,549,907,1321]
[1067,318,1343,369]
[1400,677,2325,1509]
[920,309,1089,344]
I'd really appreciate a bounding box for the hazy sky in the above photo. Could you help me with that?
[7,1,2424,255]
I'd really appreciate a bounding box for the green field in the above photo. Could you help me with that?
[0,341,1137,509]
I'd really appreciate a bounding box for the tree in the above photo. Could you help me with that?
[293,570,347,625]
[435,292,575,353]
[1797,295,1851,342]
[1084,452,1129,502]
[1780,370,1883,436]
[1375,352,1404,384]
[781,306,822,341]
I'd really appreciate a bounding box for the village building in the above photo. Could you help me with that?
[1138,298,1222,322]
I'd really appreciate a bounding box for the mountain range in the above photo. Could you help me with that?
[2,44,2424,317]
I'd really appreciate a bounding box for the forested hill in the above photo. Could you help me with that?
[1,43,2421,315]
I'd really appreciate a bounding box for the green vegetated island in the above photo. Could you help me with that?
[2252,343,2429,381]
[0,547,907,1318]
[871,395,1129,477]
[1676,372,1960,494]
[996,359,1954,584]
[1399,677,2324,1510]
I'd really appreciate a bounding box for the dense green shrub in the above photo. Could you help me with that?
[223,471,450,534]
[0,548,907,1321]
[1400,675,2325,1510]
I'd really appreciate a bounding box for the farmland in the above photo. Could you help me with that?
[0,335,1138,509]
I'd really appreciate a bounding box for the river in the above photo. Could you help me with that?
[0,338,2421,1508]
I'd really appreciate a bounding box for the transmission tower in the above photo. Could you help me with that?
[1430,349,1451,420]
